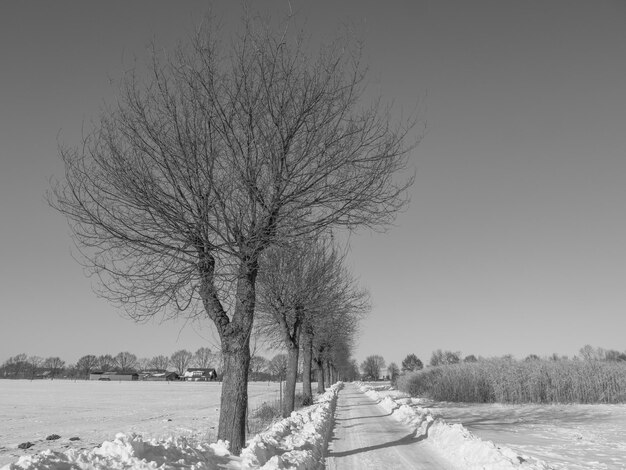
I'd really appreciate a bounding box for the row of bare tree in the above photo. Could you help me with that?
[0,354,66,379]
[0,348,220,378]
[49,12,416,454]
[254,238,368,415]
[0,348,339,382]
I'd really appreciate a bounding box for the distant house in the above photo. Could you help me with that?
[140,370,179,381]
[89,371,138,381]
[182,368,217,381]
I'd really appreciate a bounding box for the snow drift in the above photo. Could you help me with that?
[239,383,341,469]
[1,383,342,470]
[1,434,234,470]
[359,383,554,470]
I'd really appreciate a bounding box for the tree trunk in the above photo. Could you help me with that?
[315,357,325,393]
[324,361,329,386]
[301,334,313,403]
[200,252,258,456]
[218,336,251,454]
[283,344,299,417]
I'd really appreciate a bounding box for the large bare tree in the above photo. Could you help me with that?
[51,16,415,453]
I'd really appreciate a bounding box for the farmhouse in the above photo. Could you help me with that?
[182,368,217,381]
[140,370,180,381]
[89,371,139,381]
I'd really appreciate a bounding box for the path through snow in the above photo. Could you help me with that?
[326,383,458,469]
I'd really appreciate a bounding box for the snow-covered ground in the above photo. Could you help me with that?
[0,379,340,470]
[362,383,626,470]
[0,379,285,467]
[4,379,625,469]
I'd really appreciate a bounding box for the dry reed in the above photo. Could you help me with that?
[397,358,626,404]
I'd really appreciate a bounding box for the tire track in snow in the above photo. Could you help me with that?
[326,383,458,469]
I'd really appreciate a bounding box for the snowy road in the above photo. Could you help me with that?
[326,383,458,469]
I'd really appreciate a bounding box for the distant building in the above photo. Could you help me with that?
[140,370,179,381]
[89,371,138,381]
[182,368,217,381]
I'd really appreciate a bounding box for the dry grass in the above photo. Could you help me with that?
[246,393,309,436]
[397,358,626,404]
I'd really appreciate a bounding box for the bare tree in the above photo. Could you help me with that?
[430,349,460,367]
[170,349,193,375]
[249,355,268,380]
[114,352,138,373]
[27,356,44,379]
[136,357,151,371]
[361,355,385,380]
[50,15,415,452]
[256,238,354,416]
[193,347,214,368]
[268,354,288,381]
[401,353,423,372]
[2,354,28,378]
[44,357,66,378]
[150,355,170,371]
[76,355,99,378]
[300,265,367,397]
[387,362,400,384]
[98,354,115,371]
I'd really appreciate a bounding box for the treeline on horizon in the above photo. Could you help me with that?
[0,347,353,383]
[394,344,626,404]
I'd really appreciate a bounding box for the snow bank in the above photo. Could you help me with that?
[239,383,342,469]
[2,384,342,470]
[358,383,554,470]
[2,433,234,470]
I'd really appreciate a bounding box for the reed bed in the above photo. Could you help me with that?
[397,358,626,404]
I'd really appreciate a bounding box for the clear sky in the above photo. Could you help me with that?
[1,1,625,368]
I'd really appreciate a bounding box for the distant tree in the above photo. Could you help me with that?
[268,354,288,381]
[2,354,28,378]
[136,357,151,371]
[361,355,386,380]
[76,355,99,378]
[98,354,115,371]
[401,353,423,372]
[170,350,193,375]
[341,359,361,382]
[249,356,269,380]
[579,345,601,361]
[150,355,170,371]
[44,357,66,378]
[430,349,460,367]
[387,362,400,385]
[64,363,79,379]
[193,347,214,369]
[27,356,44,379]
[524,354,540,362]
[603,349,626,362]
[464,354,478,363]
[114,352,137,373]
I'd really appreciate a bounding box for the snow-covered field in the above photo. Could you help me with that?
[4,380,625,469]
[0,379,287,467]
[363,383,626,470]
